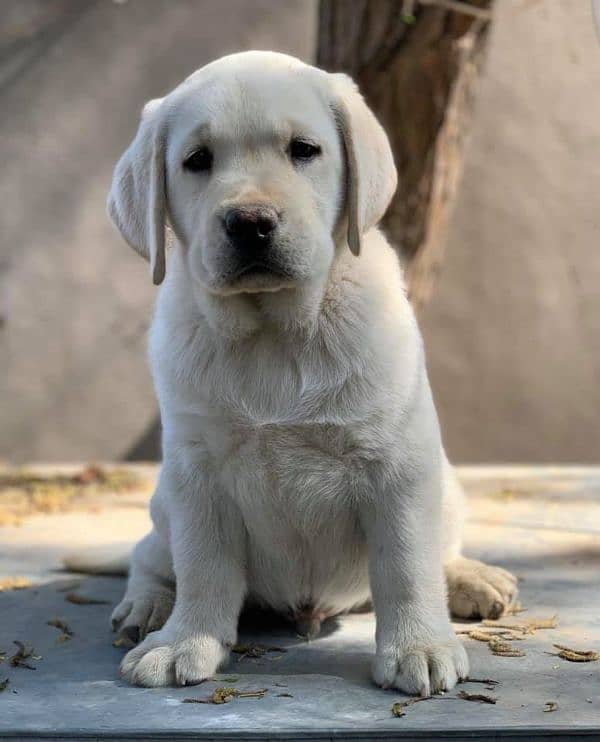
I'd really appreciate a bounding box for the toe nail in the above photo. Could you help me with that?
[490,601,504,619]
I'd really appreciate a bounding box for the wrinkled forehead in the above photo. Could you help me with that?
[164,65,336,148]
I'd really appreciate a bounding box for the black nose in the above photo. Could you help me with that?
[224,205,278,249]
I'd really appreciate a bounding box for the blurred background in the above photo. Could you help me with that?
[1,0,599,465]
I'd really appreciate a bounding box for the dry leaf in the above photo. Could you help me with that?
[0,466,146,523]
[231,643,286,660]
[544,701,558,712]
[467,629,495,642]
[46,618,73,636]
[527,616,558,630]
[482,615,557,635]
[483,620,532,632]
[224,688,268,700]
[489,636,525,657]
[466,628,525,643]
[0,577,32,592]
[65,592,109,605]
[10,641,41,669]
[112,636,135,648]
[552,644,599,662]
[458,690,497,704]
[492,648,525,657]
[208,687,238,704]
[391,695,443,717]
[47,618,73,638]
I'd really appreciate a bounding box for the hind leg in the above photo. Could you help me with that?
[441,454,518,620]
[111,529,175,643]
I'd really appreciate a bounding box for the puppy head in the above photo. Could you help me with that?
[107,51,396,292]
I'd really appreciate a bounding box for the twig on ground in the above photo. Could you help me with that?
[183,686,268,704]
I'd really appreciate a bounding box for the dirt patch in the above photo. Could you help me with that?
[0,464,152,525]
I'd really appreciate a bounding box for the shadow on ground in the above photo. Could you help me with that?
[1,568,599,738]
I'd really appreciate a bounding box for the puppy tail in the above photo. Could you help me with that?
[63,544,131,575]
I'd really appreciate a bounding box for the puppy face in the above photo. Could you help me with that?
[108,52,397,292]
[166,57,343,295]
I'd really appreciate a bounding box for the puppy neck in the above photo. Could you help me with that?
[189,269,333,342]
[163,242,366,345]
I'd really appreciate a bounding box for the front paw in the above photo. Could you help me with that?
[119,625,229,687]
[373,631,468,696]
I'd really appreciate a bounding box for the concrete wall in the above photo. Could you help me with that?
[1,0,598,463]
[420,0,600,463]
[0,0,317,462]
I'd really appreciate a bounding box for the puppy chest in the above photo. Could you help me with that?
[220,423,370,514]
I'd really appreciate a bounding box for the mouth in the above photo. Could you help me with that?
[232,260,291,280]
[230,260,293,285]
[214,261,296,295]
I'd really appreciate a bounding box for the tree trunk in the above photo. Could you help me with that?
[317,0,493,307]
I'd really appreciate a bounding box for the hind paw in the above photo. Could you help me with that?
[111,583,175,643]
[446,556,518,620]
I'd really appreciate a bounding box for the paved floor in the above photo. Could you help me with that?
[1,466,599,740]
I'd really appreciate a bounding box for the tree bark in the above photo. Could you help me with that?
[317,0,493,307]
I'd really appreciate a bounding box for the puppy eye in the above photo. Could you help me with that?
[183,147,213,173]
[289,138,321,163]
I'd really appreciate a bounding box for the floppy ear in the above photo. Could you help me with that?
[107,98,167,285]
[331,74,397,256]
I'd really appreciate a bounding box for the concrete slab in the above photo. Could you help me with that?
[1,466,599,740]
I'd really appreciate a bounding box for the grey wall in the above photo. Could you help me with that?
[1,0,598,464]
[0,0,317,462]
[420,0,600,463]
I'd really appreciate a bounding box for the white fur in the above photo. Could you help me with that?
[102,51,516,694]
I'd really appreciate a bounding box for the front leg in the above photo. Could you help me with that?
[363,458,469,696]
[120,452,247,687]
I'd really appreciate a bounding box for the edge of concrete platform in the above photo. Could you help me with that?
[1,726,600,741]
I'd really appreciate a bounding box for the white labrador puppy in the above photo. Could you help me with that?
[103,51,517,694]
